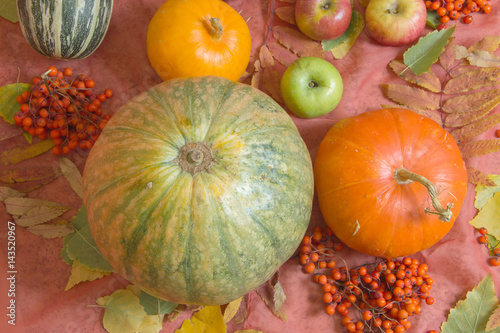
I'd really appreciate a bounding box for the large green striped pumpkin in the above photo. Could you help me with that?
[16,0,113,59]
[82,76,314,305]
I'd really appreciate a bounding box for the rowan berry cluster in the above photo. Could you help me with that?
[300,226,435,333]
[14,66,112,155]
[425,0,492,30]
[477,227,500,266]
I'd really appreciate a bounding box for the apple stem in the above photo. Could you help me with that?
[309,80,319,88]
[394,167,454,222]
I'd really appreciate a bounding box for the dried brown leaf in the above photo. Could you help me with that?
[275,6,295,25]
[467,49,500,68]
[267,42,298,67]
[486,303,500,331]
[381,84,440,110]
[251,60,262,89]
[439,39,457,72]
[0,186,24,201]
[445,105,497,128]
[262,67,283,104]
[272,25,325,59]
[255,272,287,321]
[27,220,74,239]
[0,140,54,165]
[450,113,500,143]
[0,166,58,184]
[469,35,500,53]
[259,45,274,69]
[0,125,23,142]
[443,67,500,94]
[459,139,500,159]
[442,89,500,114]
[467,166,497,187]
[60,157,83,199]
[380,104,442,124]
[455,45,469,60]
[389,60,441,93]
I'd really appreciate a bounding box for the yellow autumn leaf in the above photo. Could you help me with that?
[223,297,242,324]
[60,157,83,199]
[474,175,500,210]
[27,221,74,239]
[94,288,162,333]
[329,11,365,60]
[65,260,112,291]
[0,139,54,165]
[175,306,226,333]
[469,192,500,241]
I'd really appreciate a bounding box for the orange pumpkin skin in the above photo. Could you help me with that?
[314,108,468,259]
[146,0,251,82]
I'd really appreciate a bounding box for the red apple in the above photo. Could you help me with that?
[365,0,427,47]
[295,0,353,41]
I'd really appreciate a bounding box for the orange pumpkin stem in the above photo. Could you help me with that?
[208,17,223,42]
[394,167,454,222]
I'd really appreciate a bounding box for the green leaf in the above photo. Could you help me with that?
[426,10,441,29]
[322,10,362,50]
[62,205,114,272]
[474,175,500,210]
[0,83,32,142]
[139,291,178,315]
[441,274,500,333]
[403,25,456,75]
[0,0,18,23]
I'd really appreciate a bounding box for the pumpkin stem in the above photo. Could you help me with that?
[177,142,213,176]
[394,167,454,222]
[208,17,223,42]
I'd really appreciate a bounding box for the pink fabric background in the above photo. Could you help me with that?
[1,0,500,332]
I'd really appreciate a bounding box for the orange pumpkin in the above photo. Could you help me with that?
[314,108,468,259]
[146,0,251,82]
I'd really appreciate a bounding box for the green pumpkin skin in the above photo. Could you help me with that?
[82,76,314,305]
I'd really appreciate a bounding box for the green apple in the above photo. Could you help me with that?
[280,56,343,119]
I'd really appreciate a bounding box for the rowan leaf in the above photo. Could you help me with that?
[223,297,242,324]
[275,6,295,25]
[256,272,287,321]
[27,221,74,239]
[267,42,298,67]
[0,0,18,23]
[380,104,442,124]
[272,25,325,58]
[469,35,500,53]
[259,45,273,69]
[467,49,500,68]
[139,291,178,316]
[443,67,500,94]
[0,139,54,165]
[0,186,24,201]
[381,84,440,110]
[474,174,500,210]
[250,60,261,89]
[442,89,500,114]
[323,10,364,60]
[459,139,500,159]
[95,288,163,333]
[175,306,227,333]
[439,39,457,71]
[441,274,500,333]
[388,59,441,93]
[262,67,283,104]
[60,157,83,199]
[445,106,496,128]
[63,205,114,272]
[403,25,456,75]
[468,166,497,188]
[487,306,500,332]
[450,113,500,143]
[0,83,32,142]
[65,260,112,291]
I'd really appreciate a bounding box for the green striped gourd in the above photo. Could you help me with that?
[82,76,314,305]
[16,0,113,60]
